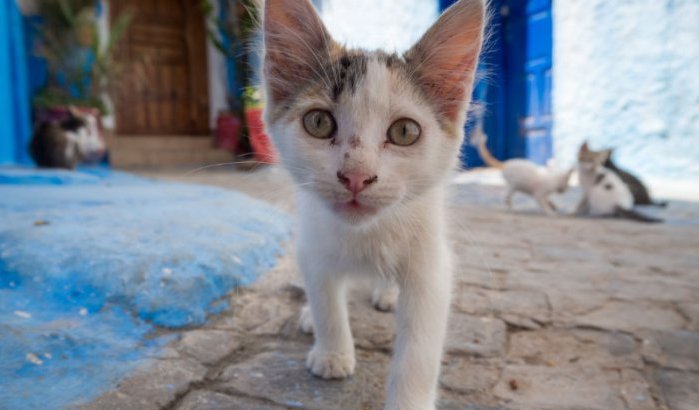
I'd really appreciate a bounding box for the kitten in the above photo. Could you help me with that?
[30,108,103,169]
[476,129,573,215]
[262,1,485,409]
[591,146,667,207]
[577,142,661,223]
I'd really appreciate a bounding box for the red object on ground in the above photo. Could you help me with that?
[245,107,277,164]
[215,112,242,153]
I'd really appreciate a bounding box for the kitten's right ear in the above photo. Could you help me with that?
[263,0,337,105]
[601,149,613,162]
[68,105,80,118]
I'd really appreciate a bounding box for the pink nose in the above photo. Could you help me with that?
[337,171,378,194]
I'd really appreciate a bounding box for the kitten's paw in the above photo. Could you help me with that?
[306,347,355,379]
[299,305,314,334]
[372,286,398,312]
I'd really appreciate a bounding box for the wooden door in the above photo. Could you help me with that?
[112,0,210,136]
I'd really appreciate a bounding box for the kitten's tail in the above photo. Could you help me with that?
[473,128,504,169]
[614,206,663,223]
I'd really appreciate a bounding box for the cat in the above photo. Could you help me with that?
[585,145,667,207]
[475,128,573,215]
[577,142,661,223]
[262,0,485,409]
[30,107,104,169]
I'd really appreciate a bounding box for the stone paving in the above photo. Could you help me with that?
[85,167,699,410]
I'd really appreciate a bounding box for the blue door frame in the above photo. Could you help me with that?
[441,0,553,167]
[0,0,32,165]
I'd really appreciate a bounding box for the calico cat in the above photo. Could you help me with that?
[589,146,667,207]
[476,129,573,215]
[577,142,661,223]
[30,108,103,169]
[262,1,485,409]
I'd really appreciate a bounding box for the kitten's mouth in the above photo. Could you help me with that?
[333,199,378,217]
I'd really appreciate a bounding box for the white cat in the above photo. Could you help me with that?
[476,130,572,215]
[262,1,486,409]
[577,142,661,222]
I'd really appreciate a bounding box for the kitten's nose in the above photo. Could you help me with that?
[337,170,378,194]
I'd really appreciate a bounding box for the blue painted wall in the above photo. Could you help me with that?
[0,0,32,165]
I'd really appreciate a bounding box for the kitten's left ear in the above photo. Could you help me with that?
[405,0,486,125]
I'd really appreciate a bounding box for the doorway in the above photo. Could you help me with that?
[442,0,553,167]
[111,0,210,136]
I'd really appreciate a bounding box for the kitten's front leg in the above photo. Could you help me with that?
[385,247,452,410]
[300,254,355,379]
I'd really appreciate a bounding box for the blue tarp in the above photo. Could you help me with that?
[0,168,290,409]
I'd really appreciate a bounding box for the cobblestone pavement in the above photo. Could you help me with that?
[85,167,699,410]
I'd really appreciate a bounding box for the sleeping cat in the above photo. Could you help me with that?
[476,129,573,215]
[577,142,661,223]
[586,145,667,207]
[30,108,103,169]
[262,1,485,409]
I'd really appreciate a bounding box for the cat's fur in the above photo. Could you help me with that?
[577,142,661,223]
[30,108,102,169]
[589,147,667,207]
[476,130,572,215]
[262,1,486,409]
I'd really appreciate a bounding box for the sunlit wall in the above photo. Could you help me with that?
[319,0,439,52]
[554,0,699,182]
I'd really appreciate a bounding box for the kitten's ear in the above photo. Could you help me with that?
[602,149,614,162]
[263,0,337,105]
[580,141,590,154]
[68,105,80,118]
[405,0,486,124]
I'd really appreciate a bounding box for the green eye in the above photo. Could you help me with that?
[388,118,421,146]
[303,110,336,139]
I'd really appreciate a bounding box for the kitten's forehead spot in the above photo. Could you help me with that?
[329,53,368,102]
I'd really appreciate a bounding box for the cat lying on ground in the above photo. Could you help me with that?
[262,0,486,409]
[577,142,662,223]
[30,107,104,169]
[476,129,573,215]
[585,145,667,207]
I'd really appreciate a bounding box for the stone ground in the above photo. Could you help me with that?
[84,166,699,410]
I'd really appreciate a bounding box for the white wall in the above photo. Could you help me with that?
[553,0,699,182]
[319,0,438,52]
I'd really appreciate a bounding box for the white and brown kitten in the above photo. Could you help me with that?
[588,145,667,207]
[476,129,573,215]
[577,142,661,223]
[262,1,485,409]
[30,108,103,169]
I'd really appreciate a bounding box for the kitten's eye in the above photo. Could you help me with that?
[303,110,336,139]
[387,119,421,146]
